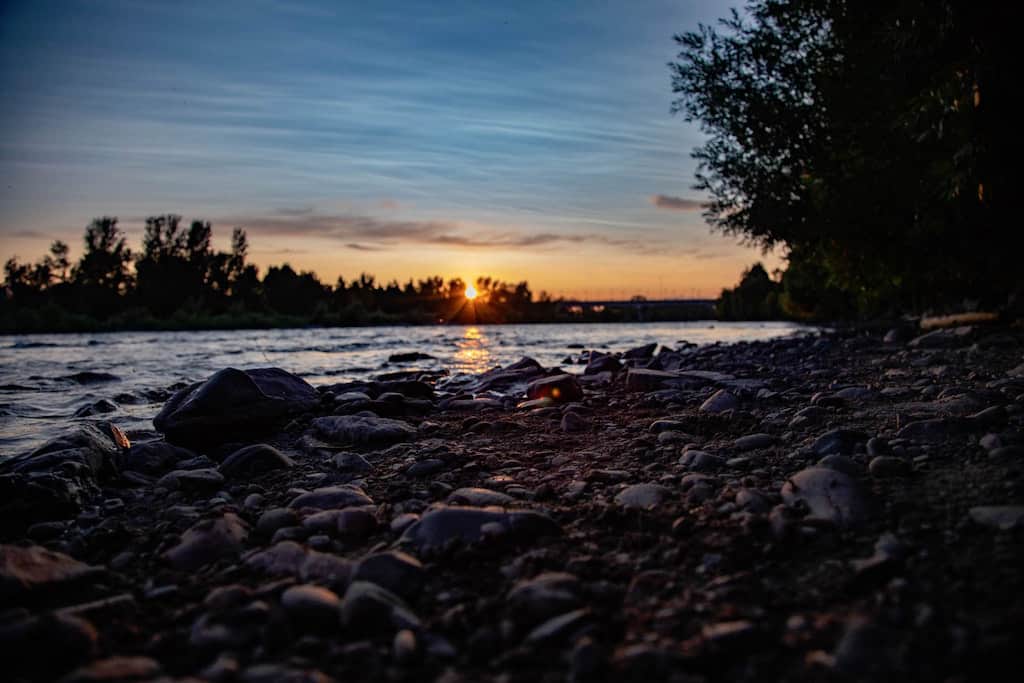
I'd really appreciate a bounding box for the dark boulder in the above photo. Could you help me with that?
[153,368,319,446]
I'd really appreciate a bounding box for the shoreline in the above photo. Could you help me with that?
[1,324,1022,681]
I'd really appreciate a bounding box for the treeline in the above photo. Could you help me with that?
[1,215,562,332]
[673,0,1020,318]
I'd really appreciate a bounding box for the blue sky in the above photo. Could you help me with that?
[0,0,777,298]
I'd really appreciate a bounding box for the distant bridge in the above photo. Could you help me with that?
[557,298,717,321]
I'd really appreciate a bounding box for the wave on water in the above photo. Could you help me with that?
[8,341,61,349]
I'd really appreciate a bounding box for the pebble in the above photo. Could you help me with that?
[968,505,1024,530]
[699,389,738,414]
[219,443,295,478]
[0,544,103,602]
[280,584,341,628]
[352,551,425,601]
[289,485,373,510]
[781,467,872,529]
[868,456,911,477]
[165,513,250,570]
[615,483,671,510]
[341,580,420,633]
[399,505,561,553]
[734,433,776,451]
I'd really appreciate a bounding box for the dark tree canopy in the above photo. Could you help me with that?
[671,0,1019,314]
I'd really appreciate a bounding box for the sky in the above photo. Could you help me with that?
[0,0,779,299]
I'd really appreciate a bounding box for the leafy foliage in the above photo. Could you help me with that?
[671,0,1018,314]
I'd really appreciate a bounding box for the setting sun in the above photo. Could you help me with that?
[465,284,478,300]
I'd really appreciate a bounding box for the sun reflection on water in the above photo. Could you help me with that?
[453,326,494,374]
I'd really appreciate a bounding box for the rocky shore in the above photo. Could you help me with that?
[2,324,1023,682]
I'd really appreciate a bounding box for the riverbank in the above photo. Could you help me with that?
[1,324,1022,682]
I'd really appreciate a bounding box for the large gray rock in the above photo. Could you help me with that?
[399,505,560,554]
[351,551,424,602]
[781,467,873,529]
[311,415,416,447]
[154,368,318,446]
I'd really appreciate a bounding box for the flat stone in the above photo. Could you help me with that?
[968,506,1024,530]
[448,487,515,507]
[615,483,672,510]
[165,513,250,570]
[781,467,872,529]
[625,369,679,393]
[58,656,161,683]
[289,485,373,510]
[895,418,967,443]
[734,433,776,451]
[312,414,416,447]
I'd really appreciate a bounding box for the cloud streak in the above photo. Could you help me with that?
[220,210,662,252]
[650,194,705,211]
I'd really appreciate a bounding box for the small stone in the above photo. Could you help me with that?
[341,580,420,633]
[399,505,560,553]
[165,513,250,570]
[448,487,514,507]
[868,456,911,477]
[393,629,418,664]
[968,506,1024,530]
[281,584,341,628]
[507,572,580,625]
[219,444,294,478]
[352,551,424,601]
[561,411,589,433]
[734,433,776,451]
[337,507,378,538]
[678,450,724,472]
[812,429,868,456]
[334,451,373,472]
[0,544,103,603]
[59,656,161,683]
[626,369,680,393]
[527,374,583,402]
[289,485,373,510]
[781,467,872,529]
[257,508,299,536]
[155,468,225,493]
[699,389,738,414]
[615,483,671,510]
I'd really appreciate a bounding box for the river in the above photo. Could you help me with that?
[0,321,813,456]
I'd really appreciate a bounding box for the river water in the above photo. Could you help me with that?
[0,321,812,456]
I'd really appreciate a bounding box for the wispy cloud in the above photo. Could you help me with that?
[221,210,663,252]
[650,194,704,211]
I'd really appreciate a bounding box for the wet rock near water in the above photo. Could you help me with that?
[3,327,1024,682]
